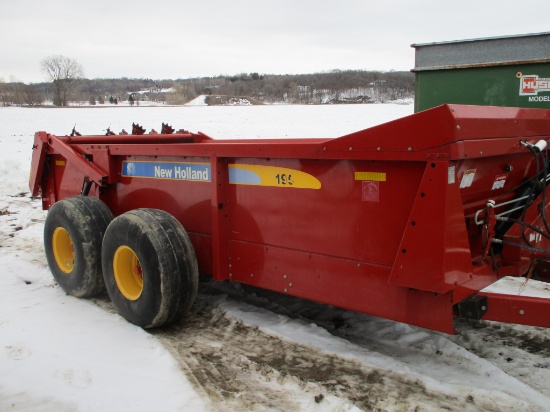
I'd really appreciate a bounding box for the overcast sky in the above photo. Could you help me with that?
[1,0,548,83]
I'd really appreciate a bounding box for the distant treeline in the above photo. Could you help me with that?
[0,70,414,106]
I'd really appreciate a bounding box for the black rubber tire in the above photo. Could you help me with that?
[44,196,114,297]
[101,209,199,328]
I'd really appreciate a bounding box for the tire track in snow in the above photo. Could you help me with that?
[82,277,550,411]
[152,295,481,412]
[452,319,550,397]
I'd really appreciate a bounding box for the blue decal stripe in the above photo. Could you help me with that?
[229,168,261,185]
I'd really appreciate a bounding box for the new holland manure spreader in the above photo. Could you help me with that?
[29,33,550,333]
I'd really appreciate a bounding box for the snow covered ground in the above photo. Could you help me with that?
[1,104,550,411]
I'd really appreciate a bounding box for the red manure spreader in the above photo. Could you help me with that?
[29,104,550,333]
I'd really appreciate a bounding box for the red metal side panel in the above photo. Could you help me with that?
[324,104,550,154]
[448,105,550,140]
[228,241,455,333]
[226,158,425,266]
[389,161,473,293]
[210,155,231,281]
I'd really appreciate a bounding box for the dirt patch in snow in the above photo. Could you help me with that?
[452,318,550,396]
[152,296,481,412]
[87,279,550,411]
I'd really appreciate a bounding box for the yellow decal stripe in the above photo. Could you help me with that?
[229,164,321,189]
[355,171,386,182]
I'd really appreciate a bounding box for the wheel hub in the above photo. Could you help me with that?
[113,245,144,300]
[52,227,75,274]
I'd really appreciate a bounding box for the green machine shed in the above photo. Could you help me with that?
[412,32,550,112]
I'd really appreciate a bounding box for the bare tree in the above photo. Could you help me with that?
[8,76,25,105]
[0,79,7,106]
[40,55,84,106]
[22,84,45,106]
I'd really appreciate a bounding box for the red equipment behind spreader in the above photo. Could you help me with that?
[29,104,550,333]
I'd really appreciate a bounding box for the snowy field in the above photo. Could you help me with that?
[1,104,550,411]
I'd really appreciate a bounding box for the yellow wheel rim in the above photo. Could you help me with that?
[113,245,143,300]
[52,227,75,274]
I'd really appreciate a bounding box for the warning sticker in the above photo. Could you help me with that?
[460,169,476,189]
[362,181,380,202]
[448,166,456,184]
[491,174,507,190]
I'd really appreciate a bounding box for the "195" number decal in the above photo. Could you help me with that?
[275,173,293,185]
